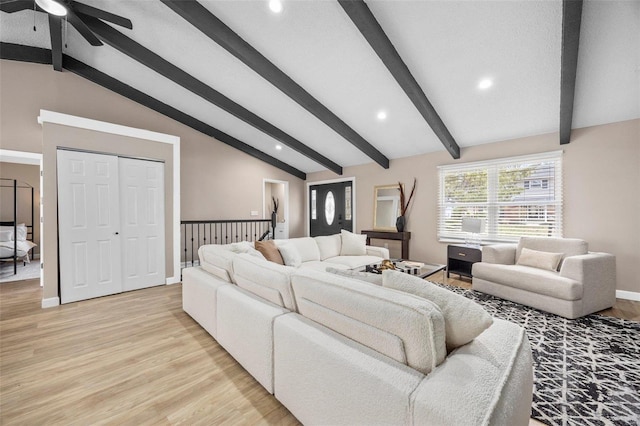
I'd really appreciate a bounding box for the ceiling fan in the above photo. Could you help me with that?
[0,0,132,71]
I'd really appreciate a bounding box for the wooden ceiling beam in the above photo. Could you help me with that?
[559,0,583,145]
[0,43,307,180]
[48,15,63,71]
[0,0,32,13]
[78,14,343,175]
[161,0,390,169]
[339,0,460,159]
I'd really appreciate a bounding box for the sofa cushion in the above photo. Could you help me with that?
[323,255,382,270]
[291,269,446,375]
[314,234,342,260]
[340,230,367,256]
[472,263,583,301]
[198,245,237,283]
[517,247,563,271]
[279,237,321,262]
[300,260,349,272]
[382,270,492,352]
[326,267,383,286]
[232,253,297,310]
[516,237,588,268]
[412,318,531,426]
[278,243,302,267]
[255,240,284,265]
[200,262,232,283]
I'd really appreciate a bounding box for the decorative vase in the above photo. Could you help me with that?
[396,216,406,232]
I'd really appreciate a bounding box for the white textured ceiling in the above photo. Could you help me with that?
[1,0,638,176]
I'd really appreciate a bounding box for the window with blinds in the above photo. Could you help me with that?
[438,151,563,243]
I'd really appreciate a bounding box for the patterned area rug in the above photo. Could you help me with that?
[432,283,640,426]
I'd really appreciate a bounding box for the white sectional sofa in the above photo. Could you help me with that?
[182,234,534,425]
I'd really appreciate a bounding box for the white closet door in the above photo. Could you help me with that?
[57,150,122,304]
[119,158,165,291]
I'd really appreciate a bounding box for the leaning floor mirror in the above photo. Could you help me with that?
[373,184,402,231]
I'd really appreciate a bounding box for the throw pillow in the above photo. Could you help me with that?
[229,241,266,260]
[278,243,302,267]
[325,267,383,285]
[382,270,493,352]
[340,229,367,256]
[517,247,563,271]
[254,240,284,265]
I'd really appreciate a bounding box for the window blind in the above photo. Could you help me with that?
[438,151,563,243]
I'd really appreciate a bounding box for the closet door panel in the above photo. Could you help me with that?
[57,150,123,304]
[119,158,165,291]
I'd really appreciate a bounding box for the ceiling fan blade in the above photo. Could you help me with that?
[67,9,103,46]
[48,14,62,71]
[0,0,32,13]
[70,1,132,29]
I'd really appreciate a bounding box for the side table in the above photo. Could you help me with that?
[447,245,482,279]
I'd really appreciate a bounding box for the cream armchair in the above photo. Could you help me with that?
[472,237,616,319]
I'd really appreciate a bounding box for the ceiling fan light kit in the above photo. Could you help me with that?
[35,0,67,17]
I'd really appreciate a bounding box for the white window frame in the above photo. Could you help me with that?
[437,151,563,244]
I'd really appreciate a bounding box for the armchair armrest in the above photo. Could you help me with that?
[481,244,517,264]
[366,245,390,259]
[560,252,616,314]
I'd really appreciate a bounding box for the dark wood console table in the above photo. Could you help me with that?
[361,230,411,259]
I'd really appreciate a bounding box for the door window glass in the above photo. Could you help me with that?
[311,190,317,220]
[325,191,335,225]
[345,186,352,221]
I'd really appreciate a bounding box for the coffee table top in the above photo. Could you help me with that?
[364,259,446,279]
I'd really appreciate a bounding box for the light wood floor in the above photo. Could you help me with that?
[0,278,299,425]
[1,277,638,425]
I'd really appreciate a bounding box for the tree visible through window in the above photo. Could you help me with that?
[438,152,563,243]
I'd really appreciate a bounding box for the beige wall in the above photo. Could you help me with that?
[0,162,40,257]
[308,119,640,293]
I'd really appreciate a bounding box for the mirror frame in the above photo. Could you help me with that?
[373,184,402,231]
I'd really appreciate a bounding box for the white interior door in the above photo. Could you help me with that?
[119,158,165,291]
[57,150,122,304]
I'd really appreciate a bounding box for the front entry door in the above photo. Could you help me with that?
[309,181,353,237]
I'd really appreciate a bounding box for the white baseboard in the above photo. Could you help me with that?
[166,275,180,285]
[41,297,59,308]
[616,290,640,301]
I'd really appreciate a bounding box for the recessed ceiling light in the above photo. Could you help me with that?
[275,144,282,150]
[269,0,283,13]
[478,78,493,90]
[376,110,387,121]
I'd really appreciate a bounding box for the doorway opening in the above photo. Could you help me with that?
[263,179,289,240]
[0,149,43,287]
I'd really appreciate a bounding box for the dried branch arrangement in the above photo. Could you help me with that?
[398,178,417,216]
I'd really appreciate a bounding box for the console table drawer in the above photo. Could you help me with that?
[448,246,482,262]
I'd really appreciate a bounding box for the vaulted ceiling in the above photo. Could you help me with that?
[1,0,638,180]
